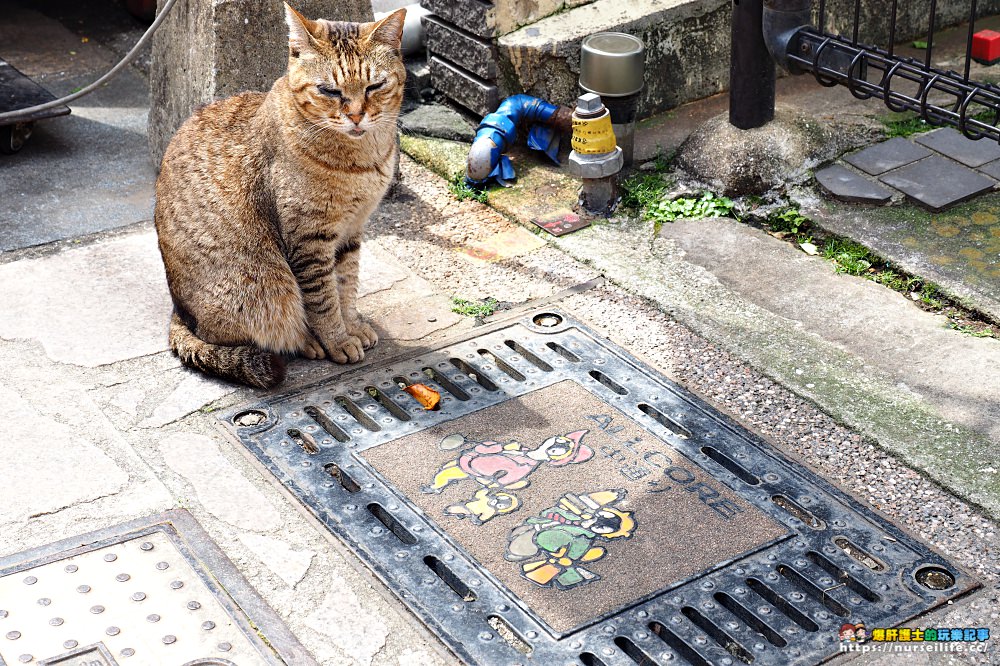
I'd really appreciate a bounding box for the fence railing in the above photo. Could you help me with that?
[734,0,1000,141]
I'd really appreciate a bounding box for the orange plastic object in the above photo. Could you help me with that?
[403,383,441,410]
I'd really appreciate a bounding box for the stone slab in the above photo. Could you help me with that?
[428,56,499,116]
[138,372,236,429]
[399,103,477,143]
[843,136,933,175]
[460,227,547,263]
[0,385,129,526]
[421,0,495,38]
[815,163,894,204]
[977,156,1000,181]
[0,231,172,367]
[915,126,1000,167]
[423,16,497,80]
[878,155,996,211]
[363,380,789,634]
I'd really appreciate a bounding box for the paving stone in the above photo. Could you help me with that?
[139,371,236,428]
[399,102,477,143]
[375,295,463,340]
[0,385,129,526]
[977,156,1000,180]
[915,126,1000,167]
[843,136,932,175]
[237,533,315,589]
[158,433,282,532]
[358,243,411,298]
[424,15,497,80]
[0,231,171,366]
[460,227,547,263]
[878,155,996,211]
[304,589,389,666]
[428,55,499,116]
[815,163,894,204]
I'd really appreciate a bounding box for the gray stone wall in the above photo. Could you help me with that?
[149,0,372,166]
[819,0,1000,46]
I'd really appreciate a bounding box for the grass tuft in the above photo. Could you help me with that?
[448,172,488,203]
[451,297,499,318]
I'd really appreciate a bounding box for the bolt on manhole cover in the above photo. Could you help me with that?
[223,311,977,665]
[0,511,314,666]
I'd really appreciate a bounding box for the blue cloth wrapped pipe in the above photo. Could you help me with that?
[465,94,564,187]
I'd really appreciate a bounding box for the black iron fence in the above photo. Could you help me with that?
[734,0,1000,141]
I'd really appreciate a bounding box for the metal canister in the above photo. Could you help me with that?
[579,32,645,166]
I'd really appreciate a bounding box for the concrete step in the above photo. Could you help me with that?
[498,0,731,118]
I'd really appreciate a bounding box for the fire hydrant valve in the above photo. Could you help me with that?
[567,93,623,179]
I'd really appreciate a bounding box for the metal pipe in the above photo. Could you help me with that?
[730,0,775,129]
[579,32,645,166]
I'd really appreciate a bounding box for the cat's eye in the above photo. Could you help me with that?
[365,80,387,95]
[317,85,343,98]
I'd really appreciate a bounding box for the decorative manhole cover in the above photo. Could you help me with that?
[223,311,976,665]
[0,511,313,666]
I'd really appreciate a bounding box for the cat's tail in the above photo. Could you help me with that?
[168,313,286,389]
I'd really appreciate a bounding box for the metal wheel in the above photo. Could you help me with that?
[0,122,34,154]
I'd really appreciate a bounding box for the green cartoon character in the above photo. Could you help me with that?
[504,489,636,590]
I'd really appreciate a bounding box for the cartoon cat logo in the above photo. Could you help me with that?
[505,489,635,590]
[421,430,593,524]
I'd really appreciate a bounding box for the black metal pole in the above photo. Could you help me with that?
[729,0,776,129]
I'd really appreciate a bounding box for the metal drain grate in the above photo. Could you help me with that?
[223,311,976,666]
[0,511,314,666]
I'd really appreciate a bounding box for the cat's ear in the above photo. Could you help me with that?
[368,8,406,49]
[284,2,319,59]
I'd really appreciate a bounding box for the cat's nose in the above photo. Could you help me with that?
[346,112,364,125]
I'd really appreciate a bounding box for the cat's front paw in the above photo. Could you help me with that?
[324,335,365,364]
[348,321,378,350]
[301,335,326,360]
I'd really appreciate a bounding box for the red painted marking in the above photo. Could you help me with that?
[972,30,1000,65]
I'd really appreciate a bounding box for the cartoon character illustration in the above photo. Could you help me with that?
[839,623,856,642]
[504,489,635,590]
[444,487,521,524]
[421,430,593,495]
[854,622,867,643]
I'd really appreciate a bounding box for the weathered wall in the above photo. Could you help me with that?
[819,0,1000,46]
[149,0,372,166]
[498,0,732,120]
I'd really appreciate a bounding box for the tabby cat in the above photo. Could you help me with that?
[154,4,406,388]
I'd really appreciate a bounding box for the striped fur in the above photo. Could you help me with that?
[153,4,405,388]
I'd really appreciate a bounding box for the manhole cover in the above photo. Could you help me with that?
[223,311,976,665]
[0,511,314,666]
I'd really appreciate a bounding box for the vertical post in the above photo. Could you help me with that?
[729,0,776,129]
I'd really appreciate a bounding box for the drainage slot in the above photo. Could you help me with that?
[393,375,411,388]
[335,396,382,431]
[487,615,533,655]
[806,551,881,602]
[365,386,411,422]
[702,446,758,484]
[613,635,657,665]
[777,564,850,617]
[422,367,471,401]
[649,621,712,666]
[325,463,361,493]
[546,341,580,362]
[771,495,826,529]
[579,654,609,666]
[714,592,787,648]
[287,428,319,454]
[504,340,553,371]
[745,578,819,631]
[424,555,476,601]
[304,406,350,443]
[590,370,628,395]
[681,607,754,664]
[449,358,499,391]
[367,503,417,545]
[477,349,526,381]
[638,403,689,438]
[833,537,886,572]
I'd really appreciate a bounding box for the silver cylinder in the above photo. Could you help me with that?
[579,32,645,98]
[579,32,645,166]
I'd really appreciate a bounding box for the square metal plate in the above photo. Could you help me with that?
[223,310,977,666]
[0,511,315,666]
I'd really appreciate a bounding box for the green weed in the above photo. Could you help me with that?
[947,322,996,338]
[880,113,930,138]
[767,207,811,236]
[620,173,671,212]
[451,297,499,318]
[645,191,736,224]
[448,173,488,203]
